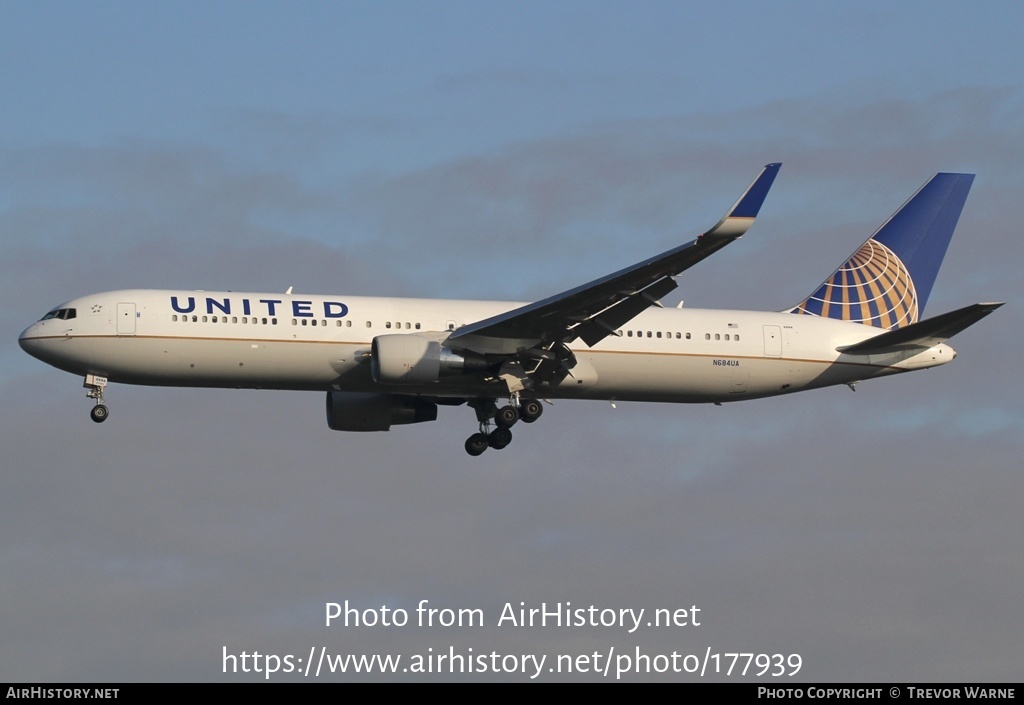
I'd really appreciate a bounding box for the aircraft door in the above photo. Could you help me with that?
[762,325,782,357]
[117,303,137,335]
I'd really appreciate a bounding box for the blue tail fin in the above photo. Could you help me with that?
[789,173,975,330]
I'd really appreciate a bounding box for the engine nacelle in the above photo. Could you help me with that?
[325,391,437,432]
[371,334,487,384]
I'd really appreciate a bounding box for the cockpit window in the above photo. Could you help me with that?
[39,308,76,321]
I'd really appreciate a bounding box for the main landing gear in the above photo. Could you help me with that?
[464,396,544,456]
[84,373,109,424]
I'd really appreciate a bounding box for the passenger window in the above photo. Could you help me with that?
[386,322,392,329]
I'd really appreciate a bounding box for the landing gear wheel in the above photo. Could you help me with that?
[495,405,519,428]
[519,399,543,423]
[488,427,512,450]
[465,433,489,456]
[90,404,109,423]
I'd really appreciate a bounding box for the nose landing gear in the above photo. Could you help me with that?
[84,374,109,423]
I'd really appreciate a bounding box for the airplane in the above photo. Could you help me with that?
[19,164,1003,456]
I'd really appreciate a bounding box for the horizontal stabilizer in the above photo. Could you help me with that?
[836,302,1003,355]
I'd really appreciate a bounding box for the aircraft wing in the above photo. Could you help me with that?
[450,163,781,350]
[836,302,1004,355]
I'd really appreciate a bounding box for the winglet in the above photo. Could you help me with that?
[703,162,782,239]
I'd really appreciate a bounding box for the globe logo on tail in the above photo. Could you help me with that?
[791,239,918,330]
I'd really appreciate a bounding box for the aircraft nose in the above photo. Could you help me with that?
[18,324,43,358]
[18,322,60,363]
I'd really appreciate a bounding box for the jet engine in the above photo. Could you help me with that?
[370,334,487,384]
[325,391,437,432]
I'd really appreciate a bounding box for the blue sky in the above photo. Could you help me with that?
[2,1,1022,681]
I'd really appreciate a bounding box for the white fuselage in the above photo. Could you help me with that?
[19,289,957,404]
